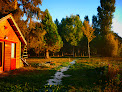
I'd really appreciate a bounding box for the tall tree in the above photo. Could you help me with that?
[84,15,89,23]
[41,9,63,58]
[92,15,99,36]
[27,20,46,56]
[61,15,83,57]
[97,0,118,57]
[81,20,96,58]
[97,0,115,35]
[54,19,60,27]
[0,0,43,37]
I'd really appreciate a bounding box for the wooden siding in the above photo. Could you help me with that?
[4,42,11,71]
[0,17,23,71]
[0,41,4,73]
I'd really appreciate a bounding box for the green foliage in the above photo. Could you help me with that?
[41,9,63,58]
[0,0,43,38]
[59,15,84,57]
[92,15,99,36]
[95,0,121,57]
[61,15,83,46]
[84,15,89,23]
[27,20,46,56]
[0,69,56,92]
[97,0,115,35]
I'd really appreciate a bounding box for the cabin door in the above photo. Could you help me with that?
[0,42,3,72]
[11,43,16,70]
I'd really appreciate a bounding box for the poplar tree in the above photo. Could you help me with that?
[97,0,118,57]
[97,0,115,35]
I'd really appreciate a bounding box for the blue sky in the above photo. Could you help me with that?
[39,0,122,37]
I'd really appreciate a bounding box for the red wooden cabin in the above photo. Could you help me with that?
[0,14,27,73]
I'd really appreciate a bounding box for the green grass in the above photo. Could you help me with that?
[0,58,73,92]
[60,58,122,91]
[62,62,106,91]
[0,57,121,91]
[0,69,56,91]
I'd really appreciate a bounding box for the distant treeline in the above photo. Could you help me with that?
[0,0,122,58]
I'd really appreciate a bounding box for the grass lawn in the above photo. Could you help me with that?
[61,57,122,91]
[0,57,121,92]
[0,58,74,92]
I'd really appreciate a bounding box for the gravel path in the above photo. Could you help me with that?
[46,60,76,85]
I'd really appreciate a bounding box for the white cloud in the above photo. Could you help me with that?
[112,18,122,37]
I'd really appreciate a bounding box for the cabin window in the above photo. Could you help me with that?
[0,42,2,67]
[11,43,16,58]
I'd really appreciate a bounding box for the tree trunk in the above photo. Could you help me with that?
[53,52,54,57]
[73,46,74,57]
[62,52,63,56]
[83,51,84,56]
[45,49,49,59]
[38,44,40,57]
[88,41,90,58]
[75,53,76,57]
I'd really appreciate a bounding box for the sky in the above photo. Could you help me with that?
[39,0,122,37]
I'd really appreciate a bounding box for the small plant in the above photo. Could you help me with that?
[108,64,119,80]
[29,63,39,68]
[39,85,67,92]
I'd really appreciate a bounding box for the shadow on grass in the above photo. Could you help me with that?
[0,68,56,92]
[28,56,89,59]
[61,62,108,91]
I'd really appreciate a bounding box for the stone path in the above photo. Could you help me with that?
[45,60,76,85]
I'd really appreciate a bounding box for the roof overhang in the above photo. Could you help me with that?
[0,14,27,45]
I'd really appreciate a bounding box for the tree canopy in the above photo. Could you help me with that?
[82,20,96,58]
[97,0,115,35]
[0,0,43,37]
[1,0,122,58]
[41,9,63,58]
[60,15,83,57]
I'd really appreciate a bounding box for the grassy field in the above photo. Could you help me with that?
[61,57,122,92]
[0,58,74,91]
[0,57,121,91]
